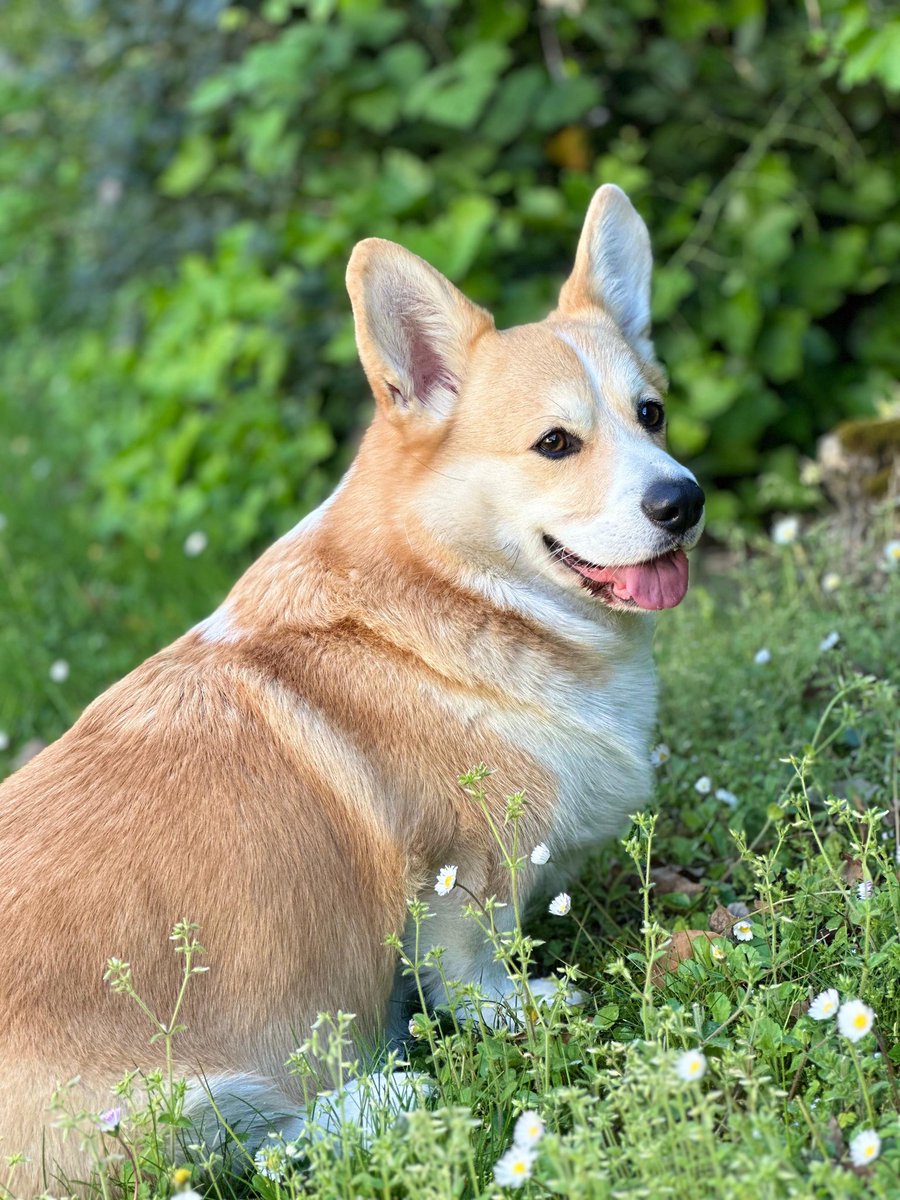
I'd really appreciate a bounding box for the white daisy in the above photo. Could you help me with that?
[177,1192,202,1200]
[754,648,771,665]
[254,1145,286,1181]
[493,1144,537,1188]
[548,892,571,916]
[530,843,550,865]
[513,1110,544,1148]
[884,540,900,570]
[434,865,458,896]
[772,516,800,545]
[49,659,70,683]
[837,998,874,1043]
[408,1016,421,1038]
[849,1128,881,1167]
[821,572,841,593]
[808,988,839,1021]
[733,920,753,942]
[857,879,875,900]
[675,1049,707,1082]
[650,742,671,767]
[694,776,712,795]
[715,787,738,808]
[818,630,840,652]
[711,944,727,962]
[183,530,208,557]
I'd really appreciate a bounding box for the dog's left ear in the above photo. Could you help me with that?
[346,239,494,423]
[557,185,653,356]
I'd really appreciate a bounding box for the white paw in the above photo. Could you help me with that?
[302,1070,433,1147]
[456,976,584,1031]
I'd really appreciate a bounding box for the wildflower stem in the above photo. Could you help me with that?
[848,1042,876,1127]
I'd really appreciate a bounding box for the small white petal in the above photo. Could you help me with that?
[530,843,551,865]
[821,572,841,593]
[849,1128,881,1167]
[183,530,208,557]
[753,648,771,665]
[0,730,8,752]
[884,540,900,569]
[694,775,712,795]
[513,1110,544,1148]
[49,659,70,683]
[837,999,874,1043]
[493,1145,537,1188]
[818,630,840,652]
[675,1050,707,1082]
[715,787,738,808]
[808,988,839,1021]
[548,892,571,916]
[650,742,671,767]
[434,865,458,896]
[857,879,875,900]
[771,516,800,545]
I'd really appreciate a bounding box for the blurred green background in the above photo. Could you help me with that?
[1,0,898,746]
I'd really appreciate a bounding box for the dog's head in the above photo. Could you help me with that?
[346,185,704,613]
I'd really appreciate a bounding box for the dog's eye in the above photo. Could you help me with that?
[637,400,665,432]
[534,429,581,459]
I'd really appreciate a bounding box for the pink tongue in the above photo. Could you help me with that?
[577,550,689,610]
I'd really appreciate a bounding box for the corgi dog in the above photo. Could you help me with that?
[0,184,703,1191]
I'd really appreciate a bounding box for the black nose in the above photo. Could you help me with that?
[641,478,705,537]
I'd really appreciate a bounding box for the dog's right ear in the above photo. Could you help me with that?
[346,239,494,423]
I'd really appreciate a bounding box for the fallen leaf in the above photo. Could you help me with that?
[709,904,736,933]
[651,930,717,985]
[650,866,705,896]
[841,853,863,884]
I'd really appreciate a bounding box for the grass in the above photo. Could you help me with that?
[1,394,899,1197]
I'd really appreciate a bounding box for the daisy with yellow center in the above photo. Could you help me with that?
[711,943,727,962]
[434,864,458,896]
[548,892,571,916]
[849,1128,881,1167]
[513,1110,544,1148]
[675,1049,707,1082]
[493,1144,537,1188]
[733,919,753,942]
[808,988,839,1021]
[837,998,874,1043]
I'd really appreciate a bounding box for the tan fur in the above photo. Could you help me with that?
[0,185,703,1194]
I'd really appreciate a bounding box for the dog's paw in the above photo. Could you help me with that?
[456,976,584,1031]
[303,1070,434,1146]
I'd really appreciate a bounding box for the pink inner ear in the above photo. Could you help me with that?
[397,296,459,410]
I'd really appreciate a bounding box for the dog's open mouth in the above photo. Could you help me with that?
[543,535,690,611]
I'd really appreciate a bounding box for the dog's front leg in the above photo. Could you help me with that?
[398,881,580,1032]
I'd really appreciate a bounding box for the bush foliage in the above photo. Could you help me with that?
[2,0,899,556]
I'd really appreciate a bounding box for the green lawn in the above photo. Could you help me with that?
[1,397,899,1197]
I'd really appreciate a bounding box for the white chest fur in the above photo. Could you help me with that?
[487,625,656,857]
